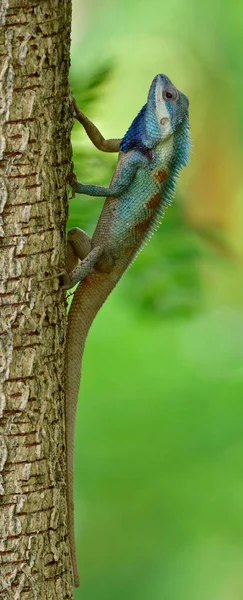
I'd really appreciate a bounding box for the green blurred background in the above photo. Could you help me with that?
[69,1,243,597]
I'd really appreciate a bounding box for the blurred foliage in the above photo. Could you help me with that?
[69,1,243,599]
[71,63,114,114]
[121,202,203,320]
[74,300,243,600]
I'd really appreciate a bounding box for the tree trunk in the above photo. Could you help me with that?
[0,1,73,597]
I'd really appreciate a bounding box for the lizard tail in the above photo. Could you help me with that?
[65,268,121,587]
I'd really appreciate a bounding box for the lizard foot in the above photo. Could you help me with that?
[38,270,73,291]
[39,270,66,282]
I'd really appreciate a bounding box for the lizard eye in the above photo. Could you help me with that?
[162,88,178,102]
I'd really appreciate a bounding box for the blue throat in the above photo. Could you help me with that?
[120,84,161,153]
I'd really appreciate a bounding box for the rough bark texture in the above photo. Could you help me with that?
[0,1,73,597]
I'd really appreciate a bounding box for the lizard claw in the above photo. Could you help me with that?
[59,270,73,290]
[39,270,66,281]
[67,169,78,199]
[68,173,77,187]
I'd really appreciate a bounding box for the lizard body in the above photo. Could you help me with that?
[65,74,190,587]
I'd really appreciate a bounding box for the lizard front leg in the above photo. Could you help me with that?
[73,98,121,153]
[70,150,150,199]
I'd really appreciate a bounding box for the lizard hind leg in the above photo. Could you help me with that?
[64,245,103,289]
[67,227,91,274]
[64,227,102,289]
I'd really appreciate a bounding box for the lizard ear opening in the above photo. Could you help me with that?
[120,104,147,153]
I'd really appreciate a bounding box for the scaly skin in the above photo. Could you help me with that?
[65,74,190,587]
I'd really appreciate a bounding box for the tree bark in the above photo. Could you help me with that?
[0,1,73,597]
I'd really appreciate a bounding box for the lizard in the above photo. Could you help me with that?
[64,73,190,587]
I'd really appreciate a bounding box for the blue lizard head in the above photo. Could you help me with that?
[120,74,189,153]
